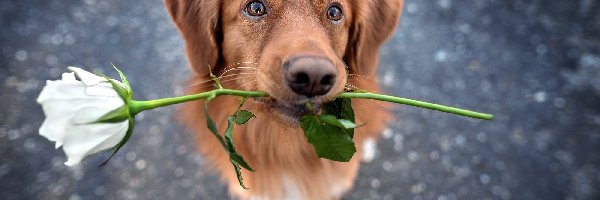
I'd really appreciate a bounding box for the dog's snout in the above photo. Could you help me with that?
[284,56,336,97]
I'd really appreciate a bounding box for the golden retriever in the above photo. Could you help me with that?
[164,0,403,199]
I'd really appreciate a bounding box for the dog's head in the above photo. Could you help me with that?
[166,0,402,121]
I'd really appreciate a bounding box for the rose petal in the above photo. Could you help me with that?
[37,81,120,102]
[38,67,129,166]
[67,66,107,86]
[61,72,77,82]
[63,121,128,166]
[84,83,122,97]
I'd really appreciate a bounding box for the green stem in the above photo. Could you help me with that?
[336,92,494,120]
[128,89,268,115]
[128,89,493,120]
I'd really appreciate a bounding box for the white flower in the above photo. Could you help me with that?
[37,67,129,166]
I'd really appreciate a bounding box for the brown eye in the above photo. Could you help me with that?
[327,5,343,22]
[245,1,267,17]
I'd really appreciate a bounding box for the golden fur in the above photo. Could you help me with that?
[164,0,403,199]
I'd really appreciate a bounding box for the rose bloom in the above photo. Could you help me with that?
[37,67,128,166]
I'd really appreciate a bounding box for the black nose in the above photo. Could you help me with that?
[284,56,337,97]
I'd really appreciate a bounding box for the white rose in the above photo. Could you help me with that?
[37,67,129,166]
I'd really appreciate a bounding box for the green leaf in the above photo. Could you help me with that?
[205,99,254,189]
[224,115,253,189]
[205,104,251,189]
[338,119,358,129]
[111,63,132,97]
[204,102,226,148]
[225,116,254,170]
[224,116,236,151]
[99,117,135,166]
[324,98,355,138]
[318,115,358,129]
[93,105,130,123]
[109,79,130,101]
[231,161,249,189]
[300,115,356,162]
[95,70,131,101]
[318,115,344,127]
[235,110,256,125]
[324,98,354,121]
[230,152,254,172]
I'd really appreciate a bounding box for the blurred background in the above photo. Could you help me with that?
[1,0,599,199]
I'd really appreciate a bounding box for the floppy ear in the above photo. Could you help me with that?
[346,0,403,76]
[164,0,220,76]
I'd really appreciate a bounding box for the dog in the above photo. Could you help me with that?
[164,0,403,199]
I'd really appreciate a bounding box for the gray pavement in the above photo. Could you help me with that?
[1,0,599,199]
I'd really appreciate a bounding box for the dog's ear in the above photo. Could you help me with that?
[164,0,220,76]
[346,0,403,76]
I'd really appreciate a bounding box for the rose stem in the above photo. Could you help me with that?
[129,89,493,120]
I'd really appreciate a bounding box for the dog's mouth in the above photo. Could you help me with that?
[253,98,322,124]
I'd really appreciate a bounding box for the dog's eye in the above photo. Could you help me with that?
[326,5,343,22]
[245,1,267,17]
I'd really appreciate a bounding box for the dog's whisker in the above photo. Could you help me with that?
[198,75,256,88]
[219,62,259,76]
[185,73,257,88]
[344,82,380,94]
[344,83,365,92]
[221,66,259,73]
[185,75,257,90]
[217,73,258,82]
[210,76,257,88]
[185,75,251,88]
[348,74,375,81]
[219,68,259,79]
[229,66,259,70]
[220,66,259,72]
[223,72,256,77]
[219,68,258,79]
[221,62,258,70]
